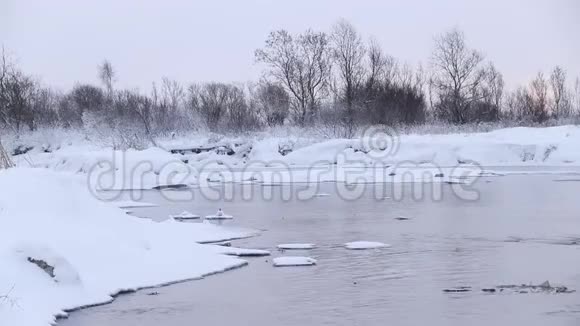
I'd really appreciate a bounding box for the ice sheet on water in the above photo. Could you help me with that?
[170,211,201,220]
[273,256,317,267]
[205,214,234,220]
[344,241,391,250]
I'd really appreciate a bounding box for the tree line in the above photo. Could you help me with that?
[1,20,579,144]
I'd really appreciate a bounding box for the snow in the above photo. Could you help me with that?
[344,241,391,250]
[0,168,253,326]
[273,257,317,267]
[111,200,158,209]
[277,243,317,250]
[5,125,580,191]
[170,211,201,220]
[3,125,580,324]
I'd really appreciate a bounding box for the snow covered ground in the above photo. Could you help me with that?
[0,168,254,326]
[5,125,580,191]
[2,125,580,325]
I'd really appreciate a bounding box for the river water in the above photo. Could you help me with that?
[61,174,580,326]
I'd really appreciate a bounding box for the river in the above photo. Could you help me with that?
[60,174,580,326]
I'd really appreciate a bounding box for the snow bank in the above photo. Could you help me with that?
[344,241,391,250]
[0,168,252,326]
[9,125,580,190]
[273,257,317,267]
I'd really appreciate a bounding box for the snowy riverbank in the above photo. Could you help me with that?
[0,168,256,326]
[4,125,580,190]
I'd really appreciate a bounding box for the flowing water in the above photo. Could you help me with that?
[61,174,580,326]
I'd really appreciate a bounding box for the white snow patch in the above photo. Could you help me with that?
[273,256,317,267]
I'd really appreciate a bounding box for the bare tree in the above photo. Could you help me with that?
[574,77,580,116]
[430,28,486,123]
[529,72,549,123]
[0,47,11,128]
[188,82,258,132]
[252,81,290,127]
[330,19,366,126]
[0,135,14,169]
[98,60,115,96]
[475,63,504,121]
[161,78,184,112]
[2,70,36,132]
[550,66,568,118]
[155,78,184,131]
[256,29,331,125]
[30,87,59,129]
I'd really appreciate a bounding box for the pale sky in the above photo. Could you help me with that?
[1,0,579,92]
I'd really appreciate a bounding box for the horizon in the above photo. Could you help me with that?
[2,0,579,92]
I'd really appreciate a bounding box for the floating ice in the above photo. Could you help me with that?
[205,214,234,220]
[170,211,201,220]
[273,256,317,267]
[205,208,234,220]
[344,241,391,250]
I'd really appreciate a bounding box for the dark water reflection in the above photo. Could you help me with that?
[62,175,580,326]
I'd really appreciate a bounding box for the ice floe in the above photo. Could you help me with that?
[344,241,391,250]
[273,256,317,267]
[170,211,201,220]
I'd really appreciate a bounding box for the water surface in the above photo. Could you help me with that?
[62,175,580,326]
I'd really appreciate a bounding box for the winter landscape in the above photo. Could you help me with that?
[1,1,580,325]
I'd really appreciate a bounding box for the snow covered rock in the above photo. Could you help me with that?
[344,241,391,250]
[277,243,316,250]
[273,256,317,267]
[170,211,201,220]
